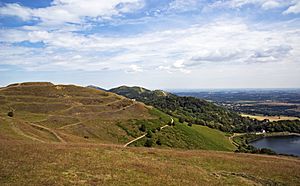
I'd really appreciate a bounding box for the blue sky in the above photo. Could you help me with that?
[0,0,300,89]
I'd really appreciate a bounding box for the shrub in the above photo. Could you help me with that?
[156,139,162,145]
[146,130,153,138]
[7,111,14,117]
[179,117,185,123]
[139,124,146,132]
[144,138,153,147]
[188,123,192,127]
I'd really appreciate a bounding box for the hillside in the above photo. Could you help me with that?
[110,86,254,132]
[110,86,300,134]
[0,82,156,144]
[0,140,299,185]
[0,82,234,151]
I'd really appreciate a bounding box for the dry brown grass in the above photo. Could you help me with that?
[0,140,299,185]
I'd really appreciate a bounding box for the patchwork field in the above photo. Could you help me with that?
[241,114,300,122]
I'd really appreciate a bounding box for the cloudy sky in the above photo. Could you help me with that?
[0,0,300,89]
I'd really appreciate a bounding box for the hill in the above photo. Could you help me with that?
[0,82,234,151]
[110,86,300,134]
[0,140,299,185]
[110,86,253,132]
[86,85,107,91]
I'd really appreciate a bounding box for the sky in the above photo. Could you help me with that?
[0,0,300,89]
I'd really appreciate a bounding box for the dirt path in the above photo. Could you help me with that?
[10,121,46,143]
[28,123,66,143]
[123,117,173,147]
[58,121,83,129]
[123,134,147,147]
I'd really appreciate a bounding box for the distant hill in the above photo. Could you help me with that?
[0,82,235,151]
[87,85,107,91]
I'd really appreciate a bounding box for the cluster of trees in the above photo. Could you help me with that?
[139,124,163,147]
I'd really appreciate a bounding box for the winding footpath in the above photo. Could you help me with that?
[123,117,174,147]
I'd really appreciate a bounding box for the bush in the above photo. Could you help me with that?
[144,138,153,147]
[188,123,192,127]
[146,130,153,138]
[139,124,146,132]
[179,117,185,123]
[156,139,162,145]
[7,111,14,117]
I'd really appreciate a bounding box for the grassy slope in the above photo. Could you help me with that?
[0,83,156,144]
[0,141,299,185]
[132,122,235,151]
[0,82,235,151]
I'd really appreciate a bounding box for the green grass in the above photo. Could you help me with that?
[131,121,236,151]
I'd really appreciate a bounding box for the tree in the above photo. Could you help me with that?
[144,138,153,147]
[139,124,146,132]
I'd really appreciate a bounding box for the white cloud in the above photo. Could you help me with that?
[0,3,33,21]
[283,1,300,14]
[261,1,281,9]
[207,0,300,14]
[0,0,144,27]
[126,64,143,73]
[168,0,199,11]
[0,19,299,73]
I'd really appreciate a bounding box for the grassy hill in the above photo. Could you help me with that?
[0,82,160,144]
[110,86,255,132]
[0,82,234,151]
[0,140,299,185]
[109,86,300,134]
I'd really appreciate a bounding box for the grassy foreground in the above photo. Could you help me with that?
[0,140,299,185]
